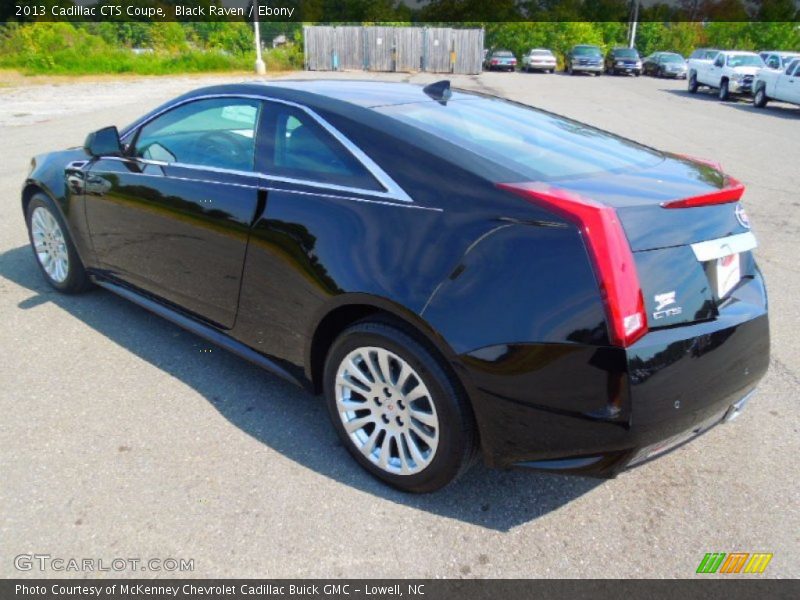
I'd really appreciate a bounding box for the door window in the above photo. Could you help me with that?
[266,104,383,191]
[133,98,262,172]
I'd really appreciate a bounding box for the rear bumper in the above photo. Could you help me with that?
[459,275,769,477]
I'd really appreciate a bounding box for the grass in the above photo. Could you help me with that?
[0,23,302,76]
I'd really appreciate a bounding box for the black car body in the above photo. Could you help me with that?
[22,81,769,492]
[566,45,604,75]
[605,47,643,76]
[643,52,688,78]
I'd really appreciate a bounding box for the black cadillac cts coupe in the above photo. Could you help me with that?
[22,80,769,492]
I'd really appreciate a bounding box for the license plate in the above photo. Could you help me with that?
[715,252,741,298]
[625,68,632,72]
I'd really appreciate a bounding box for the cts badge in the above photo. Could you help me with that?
[653,291,683,320]
[735,203,750,229]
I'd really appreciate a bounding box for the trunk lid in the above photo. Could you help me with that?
[551,154,755,330]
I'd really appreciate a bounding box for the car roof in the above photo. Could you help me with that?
[178,80,477,110]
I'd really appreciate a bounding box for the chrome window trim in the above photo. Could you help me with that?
[91,168,440,212]
[119,93,413,203]
[691,231,757,262]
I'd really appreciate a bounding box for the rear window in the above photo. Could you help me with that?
[378,97,663,181]
[494,51,514,57]
[531,50,552,56]
[691,49,718,59]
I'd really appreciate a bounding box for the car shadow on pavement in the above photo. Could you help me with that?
[1,244,602,531]
[663,89,800,118]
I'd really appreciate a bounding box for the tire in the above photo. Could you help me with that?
[754,87,768,108]
[657,68,663,78]
[25,193,92,293]
[323,320,477,493]
[635,71,641,77]
[719,79,730,101]
[567,63,574,75]
[688,73,698,93]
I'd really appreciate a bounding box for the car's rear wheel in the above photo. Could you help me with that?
[25,193,92,293]
[753,87,768,108]
[324,320,476,493]
[688,73,698,93]
[719,80,730,101]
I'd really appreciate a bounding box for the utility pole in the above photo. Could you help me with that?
[629,0,639,49]
[254,0,266,75]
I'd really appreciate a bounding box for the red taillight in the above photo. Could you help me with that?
[491,59,499,64]
[497,182,648,347]
[662,176,744,208]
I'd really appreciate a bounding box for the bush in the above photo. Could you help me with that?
[0,22,299,76]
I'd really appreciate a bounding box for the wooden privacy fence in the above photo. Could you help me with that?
[303,26,484,75]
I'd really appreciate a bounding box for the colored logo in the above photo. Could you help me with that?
[696,552,773,574]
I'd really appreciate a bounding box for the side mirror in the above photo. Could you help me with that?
[84,126,122,157]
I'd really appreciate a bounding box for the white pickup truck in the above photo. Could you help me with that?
[688,50,765,100]
[753,58,800,108]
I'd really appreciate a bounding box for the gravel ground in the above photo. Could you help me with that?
[0,70,798,578]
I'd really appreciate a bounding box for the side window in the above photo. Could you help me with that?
[133,98,261,172]
[767,56,780,69]
[793,63,800,77]
[714,55,725,67]
[267,105,383,191]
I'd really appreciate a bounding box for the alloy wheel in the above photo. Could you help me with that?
[31,206,69,283]
[335,346,439,475]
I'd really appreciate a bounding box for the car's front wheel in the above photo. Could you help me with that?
[688,73,698,93]
[719,80,730,101]
[324,320,476,493]
[25,193,92,293]
[753,87,768,108]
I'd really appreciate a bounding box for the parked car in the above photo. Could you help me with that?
[643,52,688,78]
[753,58,800,108]
[688,50,765,100]
[565,45,604,75]
[22,80,769,492]
[604,47,642,76]
[484,49,517,72]
[759,51,800,71]
[521,48,556,73]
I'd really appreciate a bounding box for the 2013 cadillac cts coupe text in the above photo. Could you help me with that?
[22,80,769,492]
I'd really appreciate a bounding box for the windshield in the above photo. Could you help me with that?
[573,46,601,57]
[727,54,764,68]
[379,97,663,181]
[660,54,684,63]
[614,49,639,58]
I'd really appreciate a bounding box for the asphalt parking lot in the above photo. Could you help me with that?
[1,70,798,578]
